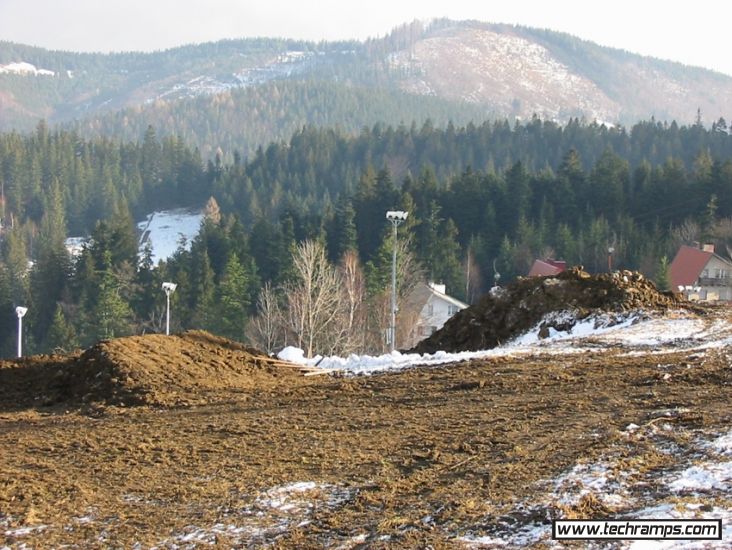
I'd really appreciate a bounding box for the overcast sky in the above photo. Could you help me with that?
[1,0,730,76]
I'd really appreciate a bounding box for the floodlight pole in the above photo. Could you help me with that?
[15,306,27,358]
[162,282,177,335]
[386,211,408,352]
[166,292,171,335]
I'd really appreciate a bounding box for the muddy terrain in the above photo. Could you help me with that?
[0,293,730,547]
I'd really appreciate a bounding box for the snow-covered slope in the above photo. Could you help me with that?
[389,27,619,122]
[137,208,203,264]
[0,61,55,76]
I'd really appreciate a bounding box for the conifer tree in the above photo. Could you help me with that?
[655,255,671,292]
[191,249,216,331]
[215,253,250,341]
[45,304,78,353]
[88,251,134,342]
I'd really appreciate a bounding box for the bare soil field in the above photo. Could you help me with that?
[1,277,730,548]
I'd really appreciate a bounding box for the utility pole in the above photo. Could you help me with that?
[16,306,27,358]
[386,210,408,351]
[162,282,177,335]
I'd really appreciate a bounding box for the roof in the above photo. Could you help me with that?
[528,259,567,277]
[405,282,469,312]
[670,245,714,289]
[427,284,469,309]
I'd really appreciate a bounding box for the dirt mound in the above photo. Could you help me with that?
[411,268,690,354]
[0,331,310,410]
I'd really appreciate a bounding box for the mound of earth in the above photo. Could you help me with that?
[0,331,309,410]
[411,268,690,354]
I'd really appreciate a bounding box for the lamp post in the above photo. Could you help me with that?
[162,282,177,335]
[386,210,408,352]
[15,306,27,358]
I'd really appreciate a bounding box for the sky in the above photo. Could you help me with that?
[1,0,731,76]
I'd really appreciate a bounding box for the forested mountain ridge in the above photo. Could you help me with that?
[2,20,732,158]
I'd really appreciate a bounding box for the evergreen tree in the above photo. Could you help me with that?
[29,177,70,344]
[327,197,357,262]
[215,253,250,341]
[45,304,79,353]
[88,251,134,342]
[191,249,216,331]
[655,255,671,292]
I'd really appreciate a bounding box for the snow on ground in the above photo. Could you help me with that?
[64,236,88,258]
[279,307,731,549]
[152,481,354,549]
[278,310,732,377]
[137,208,203,264]
[458,427,732,549]
[63,208,203,265]
[279,343,584,376]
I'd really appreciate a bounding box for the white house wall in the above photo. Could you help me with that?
[417,295,464,337]
[699,256,732,301]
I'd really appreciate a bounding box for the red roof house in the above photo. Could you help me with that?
[528,259,567,277]
[670,244,732,302]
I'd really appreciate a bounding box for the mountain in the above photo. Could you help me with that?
[1,19,731,157]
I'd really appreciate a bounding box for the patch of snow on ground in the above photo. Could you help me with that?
[668,462,732,493]
[137,208,203,264]
[509,311,639,346]
[597,317,708,347]
[278,311,727,377]
[668,431,732,493]
[3,524,47,537]
[712,431,732,455]
[551,461,629,508]
[458,523,550,548]
[463,425,732,549]
[627,506,732,549]
[281,345,583,376]
[154,481,354,548]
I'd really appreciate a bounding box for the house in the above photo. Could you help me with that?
[402,282,468,348]
[670,244,732,302]
[528,259,567,277]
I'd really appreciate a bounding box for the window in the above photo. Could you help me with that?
[426,304,434,316]
[448,305,459,315]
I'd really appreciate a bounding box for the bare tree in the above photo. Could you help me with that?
[463,247,482,304]
[245,282,283,353]
[283,240,344,358]
[335,250,367,354]
[671,219,701,249]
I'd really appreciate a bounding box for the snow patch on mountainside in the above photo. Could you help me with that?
[152,50,344,103]
[0,62,55,76]
[388,27,620,122]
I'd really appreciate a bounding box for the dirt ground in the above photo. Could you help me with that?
[1,312,731,548]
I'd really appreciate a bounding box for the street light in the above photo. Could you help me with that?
[15,306,27,358]
[386,210,408,351]
[162,282,177,335]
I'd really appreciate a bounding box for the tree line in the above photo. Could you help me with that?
[2,118,732,357]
